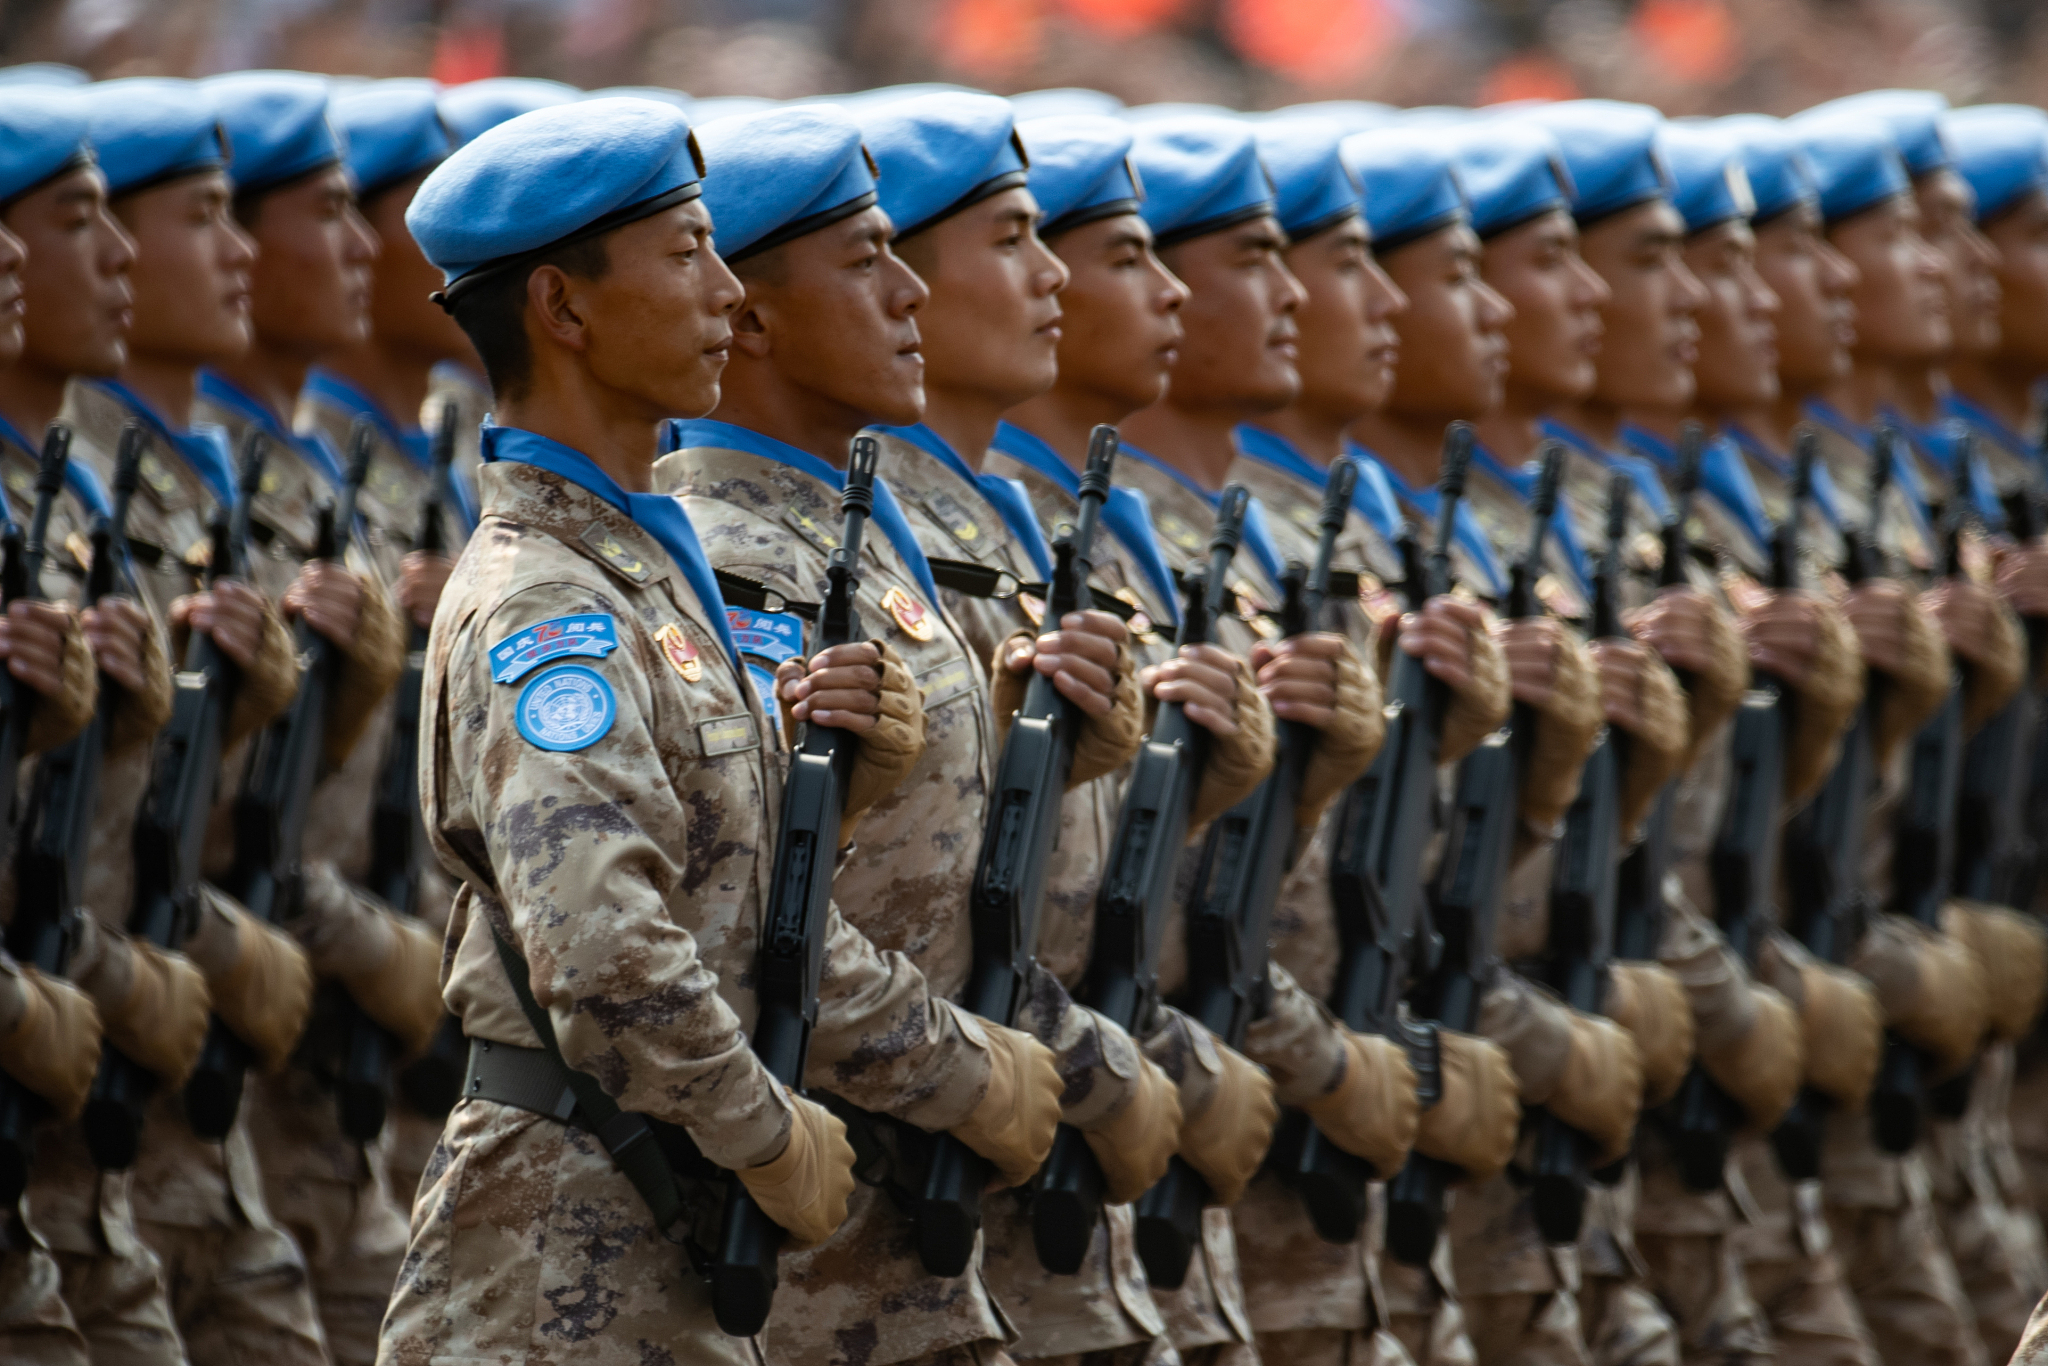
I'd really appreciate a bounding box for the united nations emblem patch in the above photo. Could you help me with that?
[515,664,616,752]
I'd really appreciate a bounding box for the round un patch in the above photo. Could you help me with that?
[515,663,616,752]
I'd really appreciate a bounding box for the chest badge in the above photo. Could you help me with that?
[653,622,701,684]
[881,584,935,642]
[515,664,617,752]
[490,614,620,684]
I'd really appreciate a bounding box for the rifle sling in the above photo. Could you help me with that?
[924,556,1137,622]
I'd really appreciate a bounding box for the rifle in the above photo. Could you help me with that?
[332,401,465,1144]
[711,435,880,1336]
[1032,475,1240,1276]
[1271,432,1473,1248]
[0,424,66,853]
[1383,438,1561,1266]
[913,427,1120,1278]
[1666,431,1810,1189]
[184,422,373,1140]
[1868,432,1977,1154]
[0,422,122,1201]
[82,431,264,1170]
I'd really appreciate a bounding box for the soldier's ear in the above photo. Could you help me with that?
[730,298,773,359]
[527,263,592,355]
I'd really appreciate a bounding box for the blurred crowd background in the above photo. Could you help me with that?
[3,0,2046,117]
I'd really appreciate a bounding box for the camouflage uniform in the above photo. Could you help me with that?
[383,450,998,1366]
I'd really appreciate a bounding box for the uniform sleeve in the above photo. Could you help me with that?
[1241,961,1350,1107]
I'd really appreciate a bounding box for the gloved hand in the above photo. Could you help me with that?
[1698,984,1803,1130]
[1082,1054,1183,1203]
[187,889,315,1075]
[1298,1029,1419,1179]
[340,915,449,1059]
[1604,962,1695,1106]
[1944,900,2048,1042]
[0,964,102,1118]
[736,1090,857,1248]
[782,639,924,845]
[1549,1011,1643,1166]
[948,1021,1064,1188]
[1288,641,1385,831]
[1496,618,1603,832]
[991,618,1142,787]
[1178,1039,1279,1206]
[1852,914,1989,1076]
[105,939,212,1089]
[1414,1029,1520,1182]
[1796,961,1882,1108]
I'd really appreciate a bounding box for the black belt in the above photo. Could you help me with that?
[463,1036,583,1124]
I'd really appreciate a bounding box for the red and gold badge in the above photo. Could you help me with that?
[881,585,936,642]
[653,622,701,683]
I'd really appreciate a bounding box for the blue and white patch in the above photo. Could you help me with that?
[746,661,782,731]
[490,614,619,684]
[515,664,617,752]
[725,607,805,665]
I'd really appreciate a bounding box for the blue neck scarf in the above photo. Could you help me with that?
[197,370,349,494]
[0,410,110,519]
[1722,421,1847,529]
[1619,422,1775,552]
[1372,452,1511,599]
[1234,422,1404,545]
[1804,398,1935,541]
[1539,418,1675,522]
[1941,392,2038,466]
[1886,403,2007,527]
[302,368,479,532]
[881,423,1055,580]
[92,379,238,509]
[663,418,944,612]
[1471,438,1591,597]
[1117,440,1288,588]
[481,424,742,673]
[989,420,1181,626]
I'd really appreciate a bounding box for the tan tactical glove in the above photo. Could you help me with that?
[102,601,175,759]
[184,888,315,1075]
[1780,597,1864,805]
[990,629,1143,789]
[1550,1011,1644,1166]
[339,915,448,1059]
[1082,1054,1183,1203]
[222,597,299,749]
[839,640,926,843]
[1414,1029,1520,1182]
[949,1021,1063,1188]
[1186,657,1276,828]
[1513,630,1604,833]
[1851,914,1989,1077]
[1945,594,2025,735]
[737,1090,857,1248]
[1604,962,1695,1106]
[100,939,212,1088]
[0,962,101,1118]
[1178,1038,1278,1206]
[1944,900,2048,1042]
[1436,616,1515,766]
[324,570,407,769]
[1698,984,1803,1131]
[1590,641,1688,837]
[1797,961,1883,1108]
[1298,1029,1419,1179]
[1869,593,1952,771]
[1670,593,1749,771]
[1294,645,1385,832]
[22,604,97,757]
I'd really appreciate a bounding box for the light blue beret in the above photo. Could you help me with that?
[1130,117,1274,249]
[1018,115,1141,235]
[407,97,704,302]
[587,86,689,109]
[0,88,90,207]
[0,64,86,87]
[1944,105,2048,223]
[1267,100,1396,134]
[1658,122,1754,235]
[80,78,228,197]
[1516,100,1673,226]
[1447,121,1572,239]
[1801,89,1950,178]
[332,79,450,198]
[1253,119,1359,239]
[857,92,1027,239]
[1714,115,1817,224]
[1340,129,1466,252]
[203,70,342,193]
[1010,88,1122,121]
[438,77,580,148]
[1789,117,1910,226]
[695,103,877,263]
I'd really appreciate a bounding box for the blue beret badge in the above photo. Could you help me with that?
[515,664,617,752]
[491,614,619,683]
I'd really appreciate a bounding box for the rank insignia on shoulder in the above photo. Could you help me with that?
[139,453,178,496]
[653,622,701,683]
[784,503,841,553]
[581,524,650,582]
[491,614,620,683]
[923,491,984,550]
[1157,511,1204,554]
[515,663,616,752]
[1113,586,1156,638]
[881,584,935,642]
[726,607,805,665]
[64,531,93,574]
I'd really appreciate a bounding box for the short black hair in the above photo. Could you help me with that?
[450,234,612,402]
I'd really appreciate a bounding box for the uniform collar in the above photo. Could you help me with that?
[301,367,477,531]
[1117,438,1288,589]
[91,378,236,509]
[1235,422,1403,545]
[1369,447,1510,598]
[879,422,1055,580]
[196,370,348,492]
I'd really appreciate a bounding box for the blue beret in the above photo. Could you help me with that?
[1130,117,1274,249]
[1009,88,1122,121]
[79,78,228,197]
[695,104,877,263]
[1254,119,1360,239]
[1714,115,1817,224]
[1944,106,2048,223]
[1658,123,1754,235]
[0,88,90,207]
[1340,129,1466,252]
[1446,121,1573,239]
[1516,100,1673,226]
[1801,89,1950,178]
[332,79,450,198]
[857,92,1028,239]
[203,70,342,193]
[1266,100,1396,134]
[1018,115,1141,235]
[438,78,580,148]
[587,86,690,108]
[0,64,86,87]
[408,97,704,302]
[1788,117,1910,226]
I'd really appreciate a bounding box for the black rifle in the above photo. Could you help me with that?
[1383,438,1562,1266]
[185,423,373,1140]
[331,401,465,1144]
[0,422,126,1201]
[82,432,265,1169]
[915,428,1121,1278]
[1527,469,1635,1245]
[1032,482,1241,1276]
[711,435,880,1336]
[1868,433,1977,1154]
[0,424,65,855]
